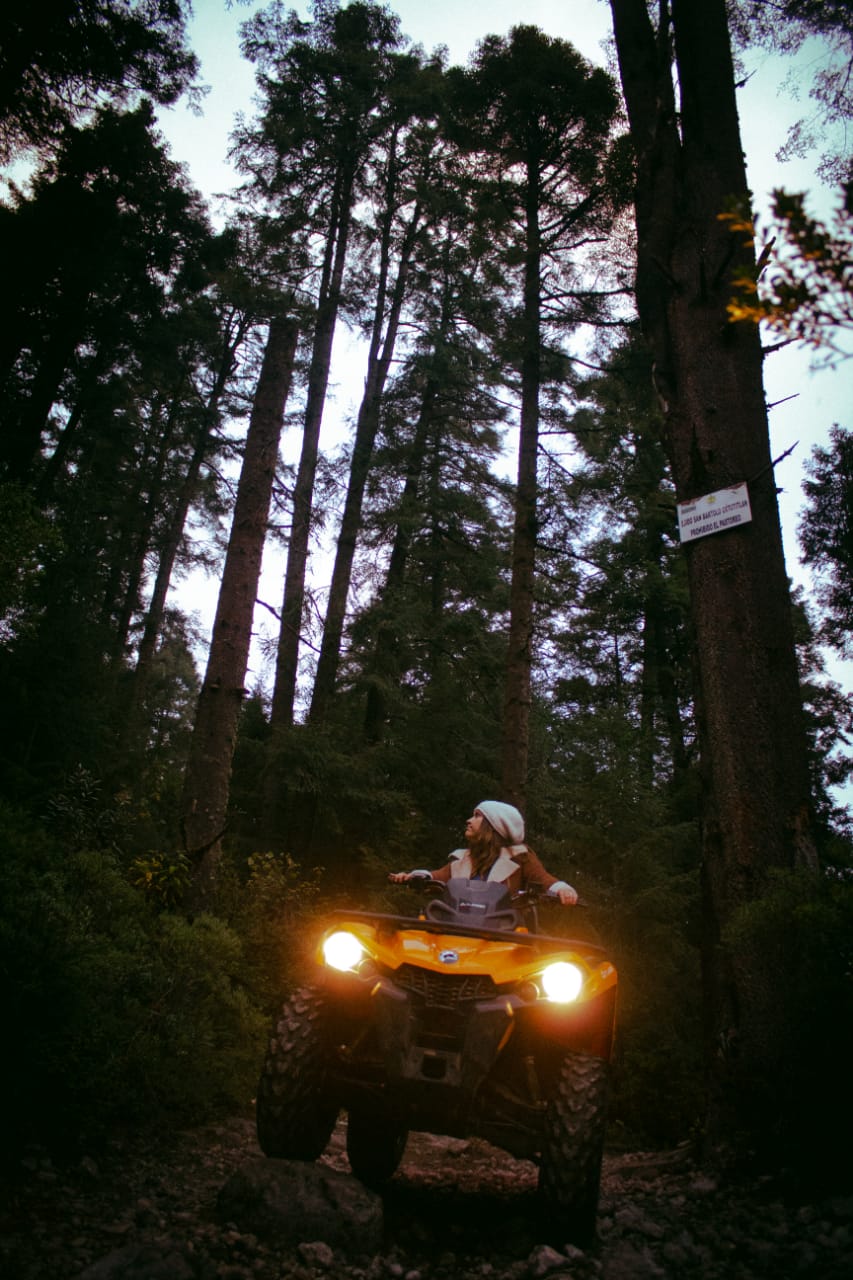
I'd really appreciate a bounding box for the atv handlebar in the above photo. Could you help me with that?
[388,871,585,908]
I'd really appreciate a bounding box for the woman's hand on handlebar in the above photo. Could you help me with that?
[553,884,579,906]
[387,871,410,883]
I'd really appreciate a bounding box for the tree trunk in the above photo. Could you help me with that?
[268,163,356,734]
[36,376,92,502]
[501,163,542,810]
[261,167,357,852]
[2,283,88,482]
[638,605,657,789]
[181,315,298,909]
[426,422,448,671]
[127,411,215,732]
[109,396,179,662]
[609,0,818,1158]
[362,373,438,743]
[309,189,421,726]
[126,315,251,741]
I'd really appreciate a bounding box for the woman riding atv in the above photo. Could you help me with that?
[259,797,613,1245]
[389,800,578,906]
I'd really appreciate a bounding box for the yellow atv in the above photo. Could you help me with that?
[256,874,617,1243]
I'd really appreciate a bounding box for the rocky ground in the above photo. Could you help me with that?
[2,1110,853,1280]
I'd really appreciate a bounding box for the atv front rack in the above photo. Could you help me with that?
[325,908,609,959]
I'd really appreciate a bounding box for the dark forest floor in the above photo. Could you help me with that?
[2,1110,853,1279]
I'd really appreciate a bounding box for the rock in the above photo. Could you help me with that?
[831,1196,853,1220]
[299,1240,336,1267]
[133,1197,160,1227]
[443,1138,471,1156]
[78,1242,195,1279]
[527,1244,568,1276]
[614,1204,665,1238]
[661,1239,691,1268]
[217,1157,384,1253]
[599,1239,667,1277]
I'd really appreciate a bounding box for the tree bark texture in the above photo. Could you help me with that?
[501,165,542,810]
[362,372,438,743]
[309,188,422,726]
[127,313,251,742]
[268,163,356,733]
[181,315,298,907]
[109,397,178,662]
[609,0,818,1152]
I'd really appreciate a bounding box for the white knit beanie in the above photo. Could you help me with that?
[476,800,525,846]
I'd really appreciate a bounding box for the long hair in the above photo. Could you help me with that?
[468,816,507,878]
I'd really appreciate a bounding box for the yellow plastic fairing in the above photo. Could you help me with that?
[318,918,617,1006]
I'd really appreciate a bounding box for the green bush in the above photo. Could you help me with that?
[129,848,191,906]
[222,849,325,1014]
[0,804,267,1157]
[722,867,853,1182]
[606,878,705,1148]
[133,911,268,1119]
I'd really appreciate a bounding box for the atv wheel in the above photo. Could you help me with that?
[538,1051,609,1245]
[256,986,339,1160]
[346,1102,409,1188]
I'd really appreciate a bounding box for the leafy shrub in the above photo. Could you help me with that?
[131,911,267,1119]
[0,804,266,1158]
[226,850,325,1013]
[722,866,853,1182]
[605,870,705,1148]
[129,848,191,906]
[42,762,131,851]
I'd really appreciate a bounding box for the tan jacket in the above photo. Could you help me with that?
[430,845,559,895]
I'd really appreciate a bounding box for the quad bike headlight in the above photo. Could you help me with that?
[540,960,584,1003]
[322,930,365,972]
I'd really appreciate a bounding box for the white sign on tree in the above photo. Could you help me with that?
[677,482,752,544]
